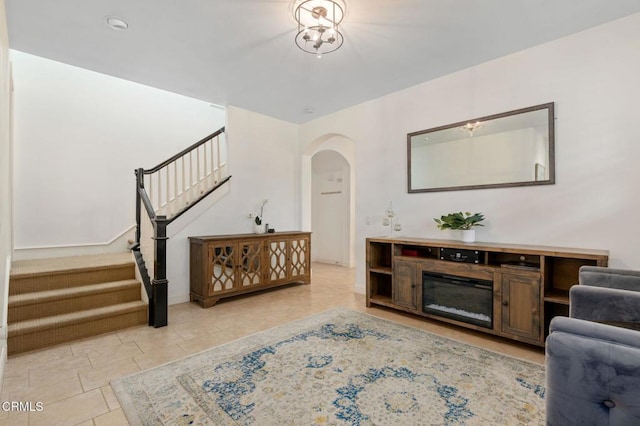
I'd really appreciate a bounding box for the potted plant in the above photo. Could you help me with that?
[434,212,485,242]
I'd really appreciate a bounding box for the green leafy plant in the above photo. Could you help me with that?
[434,212,485,231]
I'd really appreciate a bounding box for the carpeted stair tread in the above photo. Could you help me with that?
[7,252,147,355]
[10,252,134,278]
[8,301,147,337]
[9,253,136,295]
[8,279,140,307]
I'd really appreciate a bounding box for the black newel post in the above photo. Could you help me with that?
[152,216,169,327]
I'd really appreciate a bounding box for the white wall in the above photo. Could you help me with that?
[10,51,225,259]
[0,0,11,390]
[300,13,640,293]
[165,106,299,304]
[312,150,350,265]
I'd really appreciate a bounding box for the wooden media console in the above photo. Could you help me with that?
[366,237,608,346]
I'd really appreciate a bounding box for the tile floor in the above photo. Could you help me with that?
[1,262,544,425]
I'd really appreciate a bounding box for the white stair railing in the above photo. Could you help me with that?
[134,127,229,328]
[144,129,227,218]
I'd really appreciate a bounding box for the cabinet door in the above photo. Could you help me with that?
[238,240,263,289]
[501,272,541,341]
[267,237,289,284]
[207,242,237,296]
[289,235,310,282]
[393,260,418,311]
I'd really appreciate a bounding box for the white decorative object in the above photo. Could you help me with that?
[382,202,401,236]
[250,199,269,234]
[461,229,476,243]
[254,222,266,234]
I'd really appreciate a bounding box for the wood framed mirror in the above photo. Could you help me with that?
[407,103,555,193]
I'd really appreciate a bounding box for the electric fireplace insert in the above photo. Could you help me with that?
[422,272,493,328]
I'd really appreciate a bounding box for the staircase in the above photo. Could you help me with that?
[7,253,146,355]
[135,126,230,328]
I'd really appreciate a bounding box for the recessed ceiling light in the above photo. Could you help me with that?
[105,16,129,31]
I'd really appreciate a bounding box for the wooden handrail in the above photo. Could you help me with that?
[143,127,225,174]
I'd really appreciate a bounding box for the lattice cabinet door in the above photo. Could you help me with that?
[268,238,289,284]
[207,243,237,296]
[238,240,264,288]
[289,235,310,283]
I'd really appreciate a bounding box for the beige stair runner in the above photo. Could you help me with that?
[7,253,147,355]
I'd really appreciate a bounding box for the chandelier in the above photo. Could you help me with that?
[460,121,484,137]
[294,0,345,58]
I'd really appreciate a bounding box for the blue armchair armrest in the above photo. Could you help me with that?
[546,317,640,426]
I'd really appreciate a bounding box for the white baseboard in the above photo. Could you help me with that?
[13,225,135,260]
[168,293,190,306]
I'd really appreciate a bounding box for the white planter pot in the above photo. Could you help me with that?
[254,222,266,234]
[461,229,476,243]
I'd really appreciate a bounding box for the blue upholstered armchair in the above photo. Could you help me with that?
[545,266,640,426]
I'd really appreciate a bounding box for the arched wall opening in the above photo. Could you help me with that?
[301,134,355,267]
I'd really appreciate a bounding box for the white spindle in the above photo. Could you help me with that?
[181,156,186,197]
[157,171,162,212]
[173,161,178,201]
[189,151,194,203]
[216,134,222,182]
[207,139,218,186]
[196,146,202,192]
[203,142,208,189]
[163,164,171,216]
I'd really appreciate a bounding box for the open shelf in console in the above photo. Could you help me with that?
[368,272,392,305]
[393,243,438,260]
[544,302,570,338]
[543,256,601,305]
[368,241,392,271]
[488,252,541,269]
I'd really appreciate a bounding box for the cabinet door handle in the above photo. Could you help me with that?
[411,283,416,288]
[502,301,509,306]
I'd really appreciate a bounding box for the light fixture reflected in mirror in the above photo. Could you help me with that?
[294,0,345,58]
[460,120,484,137]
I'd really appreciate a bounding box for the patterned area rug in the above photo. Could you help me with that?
[112,308,545,425]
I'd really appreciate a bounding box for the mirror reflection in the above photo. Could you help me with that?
[408,103,555,193]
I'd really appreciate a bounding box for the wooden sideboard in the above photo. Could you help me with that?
[366,237,608,346]
[190,231,311,307]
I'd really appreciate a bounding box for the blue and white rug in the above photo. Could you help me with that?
[112,308,545,425]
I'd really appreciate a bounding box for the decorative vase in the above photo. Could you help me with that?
[461,229,475,243]
[254,222,266,234]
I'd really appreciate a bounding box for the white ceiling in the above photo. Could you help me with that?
[6,0,640,124]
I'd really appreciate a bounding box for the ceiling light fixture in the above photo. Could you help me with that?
[105,16,129,31]
[460,121,484,137]
[294,0,345,59]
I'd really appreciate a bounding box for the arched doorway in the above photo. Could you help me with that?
[301,134,355,267]
[311,151,350,265]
